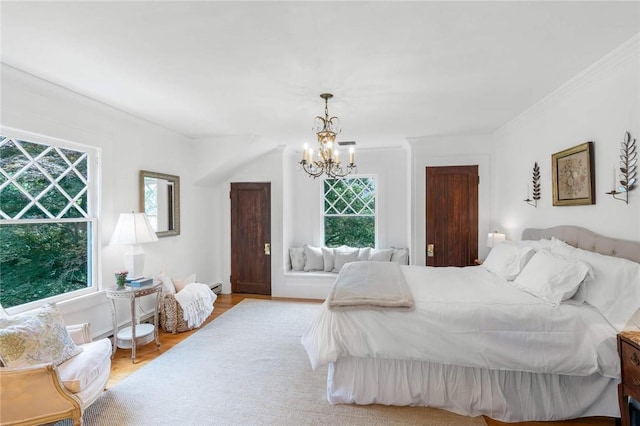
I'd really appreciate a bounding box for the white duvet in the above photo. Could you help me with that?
[301,265,620,379]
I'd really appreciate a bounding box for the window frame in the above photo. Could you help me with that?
[0,127,101,315]
[321,174,378,248]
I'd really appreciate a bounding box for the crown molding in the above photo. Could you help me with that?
[497,33,640,135]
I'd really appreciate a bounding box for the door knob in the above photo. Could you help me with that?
[264,243,271,255]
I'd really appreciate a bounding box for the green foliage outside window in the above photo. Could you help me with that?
[0,136,92,309]
[323,177,375,248]
[0,223,89,308]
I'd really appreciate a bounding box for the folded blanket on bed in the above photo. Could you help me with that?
[174,283,216,328]
[327,261,414,311]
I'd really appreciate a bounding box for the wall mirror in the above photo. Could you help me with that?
[139,170,180,237]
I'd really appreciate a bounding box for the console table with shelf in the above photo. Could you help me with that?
[106,283,162,363]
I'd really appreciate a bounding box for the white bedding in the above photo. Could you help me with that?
[327,357,619,420]
[326,261,414,311]
[301,265,619,379]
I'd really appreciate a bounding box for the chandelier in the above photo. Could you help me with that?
[299,93,356,178]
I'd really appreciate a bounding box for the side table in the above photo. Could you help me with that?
[106,283,162,363]
[618,331,640,426]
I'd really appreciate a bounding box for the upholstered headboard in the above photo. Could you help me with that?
[522,226,640,264]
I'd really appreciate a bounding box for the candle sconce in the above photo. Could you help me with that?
[606,131,636,204]
[524,162,541,207]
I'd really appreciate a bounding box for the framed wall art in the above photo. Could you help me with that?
[551,141,595,206]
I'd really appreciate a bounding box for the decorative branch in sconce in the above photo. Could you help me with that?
[606,131,636,204]
[524,162,541,207]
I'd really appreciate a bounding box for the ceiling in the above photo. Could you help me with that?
[1,1,639,148]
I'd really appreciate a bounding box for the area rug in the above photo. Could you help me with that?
[65,299,487,425]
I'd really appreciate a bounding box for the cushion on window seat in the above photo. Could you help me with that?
[289,246,409,273]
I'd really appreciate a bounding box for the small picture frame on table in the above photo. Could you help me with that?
[551,141,595,206]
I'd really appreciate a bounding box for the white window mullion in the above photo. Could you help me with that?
[322,175,377,247]
[0,130,98,312]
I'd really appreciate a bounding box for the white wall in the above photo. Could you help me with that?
[409,135,494,265]
[201,144,411,299]
[217,146,286,295]
[492,34,640,242]
[0,64,212,336]
[289,145,411,249]
[2,32,637,324]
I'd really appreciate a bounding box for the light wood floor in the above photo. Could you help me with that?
[109,294,616,426]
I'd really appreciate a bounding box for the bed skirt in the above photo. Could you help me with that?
[327,357,619,422]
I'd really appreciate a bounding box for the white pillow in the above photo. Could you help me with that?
[391,247,410,265]
[569,248,640,331]
[481,241,535,281]
[334,249,359,273]
[173,273,196,293]
[322,247,337,272]
[158,270,176,294]
[369,248,394,262]
[511,250,593,306]
[517,239,553,250]
[0,303,83,368]
[357,247,371,261]
[303,245,324,271]
[549,237,577,255]
[289,247,305,271]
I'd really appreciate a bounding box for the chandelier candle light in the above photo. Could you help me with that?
[300,93,357,178]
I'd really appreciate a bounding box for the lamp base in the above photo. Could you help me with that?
[123,244,146,280]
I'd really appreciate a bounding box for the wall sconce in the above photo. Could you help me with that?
[606,131,636,204]
[524,162,541,207]
[486,231,506,248]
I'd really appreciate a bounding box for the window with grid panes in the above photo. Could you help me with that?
[0,134,98,310]
[323,176,376,248]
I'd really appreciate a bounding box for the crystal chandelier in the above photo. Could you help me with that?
[299,93,356,178]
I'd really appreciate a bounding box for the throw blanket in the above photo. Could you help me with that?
[174,283,217,328]
[327,261,414,311]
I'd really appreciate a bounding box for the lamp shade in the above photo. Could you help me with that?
[486,231,506,248]
[109,213,159,245]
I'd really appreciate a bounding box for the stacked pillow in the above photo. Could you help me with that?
[481,241,536,281]
[509,249,593,306]
[289,245,409,273]
[546,237,640,331]
[481,240,593,305]
[482,238,640,331]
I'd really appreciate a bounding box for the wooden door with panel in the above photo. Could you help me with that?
[230,182,271,295]
[425,165,478,267]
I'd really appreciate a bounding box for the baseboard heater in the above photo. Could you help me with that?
[209,282,222,294]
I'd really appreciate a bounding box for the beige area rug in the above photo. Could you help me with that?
[61,299,487,426]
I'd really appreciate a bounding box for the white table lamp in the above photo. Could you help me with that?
[110,212,158,279]
[486,231,506,248]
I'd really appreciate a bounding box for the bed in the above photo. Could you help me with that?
[301,226,640,422]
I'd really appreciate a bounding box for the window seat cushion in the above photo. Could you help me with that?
[287,246,409,273]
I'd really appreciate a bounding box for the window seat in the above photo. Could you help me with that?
[281,269,337,300]
[282,246,409,299]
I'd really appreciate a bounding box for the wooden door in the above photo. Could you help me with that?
[230,182,271,295]
[425,166,478,267]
